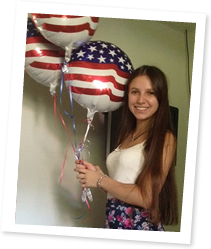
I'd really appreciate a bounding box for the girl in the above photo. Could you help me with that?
[74,65,178,230]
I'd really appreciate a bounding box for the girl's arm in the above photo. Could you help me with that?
[75,132,176,209]
[75,162,148,207]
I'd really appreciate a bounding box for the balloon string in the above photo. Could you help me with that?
[60,62,78,155]
[58,139,92,221]
[54,92,72,137]
[60,62,93,216]
[60,62,92,160]
[58,110,69,135]
[59,147,90,221]
[59,139,91,221]
[50,64,92,221]
[82,120,92,145]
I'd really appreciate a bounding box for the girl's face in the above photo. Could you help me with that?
[128,75,159,123]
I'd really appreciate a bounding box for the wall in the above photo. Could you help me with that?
[16,16,195,232]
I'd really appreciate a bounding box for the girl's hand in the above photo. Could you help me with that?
[75,160,96,171]
[74,160,104,188]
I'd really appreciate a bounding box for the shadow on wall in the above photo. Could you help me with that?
[16,73,108,228]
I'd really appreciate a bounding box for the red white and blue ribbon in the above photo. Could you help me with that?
[59,61,93,205]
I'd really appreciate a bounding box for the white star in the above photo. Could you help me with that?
[110,58,114,63]
[87,54,94,60]
[118,57,125,64]
[88,46,97,52]
[101,43,108,49]
[109,50,116,57]
[99,49,104,54]
[98,55,106,63]
[126,63,133,71]
[76,50,86,58]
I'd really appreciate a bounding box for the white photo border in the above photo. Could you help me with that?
[1,0,206,245]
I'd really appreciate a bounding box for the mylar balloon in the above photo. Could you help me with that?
[64,40,134,120]
[25,18,65,96]
[31,14,99,62]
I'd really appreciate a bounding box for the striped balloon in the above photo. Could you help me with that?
[25,18,65,96]
[31,14,99,62]
[64,40,134,119]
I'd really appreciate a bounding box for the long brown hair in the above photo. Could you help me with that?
[117,65,178,226]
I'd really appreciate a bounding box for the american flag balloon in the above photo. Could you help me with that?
[25,18,65,96]
[31,14,99,62]
[64,40,134,119]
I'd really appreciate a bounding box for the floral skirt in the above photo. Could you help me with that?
[104,198,165,231]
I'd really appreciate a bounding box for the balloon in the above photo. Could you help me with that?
[31,14,99,62]
[64,40,134,120]
[25,18,65,96]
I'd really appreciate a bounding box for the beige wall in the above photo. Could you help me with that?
[16,16,195,232]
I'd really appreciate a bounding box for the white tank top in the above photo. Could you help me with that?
[106,141,145,199]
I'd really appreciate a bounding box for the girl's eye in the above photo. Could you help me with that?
[147,91,155,95]
[131,90,138,94]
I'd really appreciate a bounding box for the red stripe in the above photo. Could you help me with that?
[29,61,61,70]
[70,86,124,102]
[64,74,125,91]
[32,14,98,23]
[42,22,96,36]
[25,50,65,58]
[32,14,86,19]
[91,17,99,23]
[69,61,131,79]
[26,36,51,44]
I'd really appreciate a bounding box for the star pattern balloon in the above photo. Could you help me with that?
[64,40,134,119]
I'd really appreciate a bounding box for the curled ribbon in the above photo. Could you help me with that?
[59,61,94,213]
